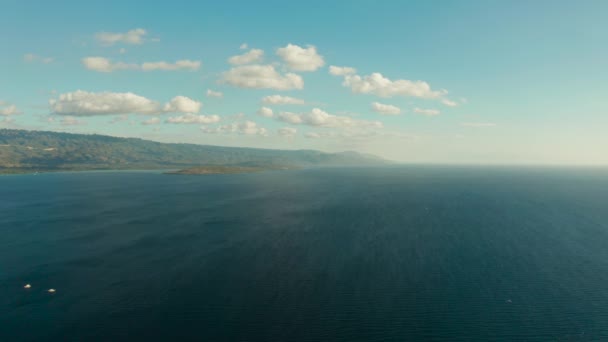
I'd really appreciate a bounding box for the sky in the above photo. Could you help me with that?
[1,0,607,165]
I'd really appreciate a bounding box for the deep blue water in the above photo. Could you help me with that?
[1,166,608,341]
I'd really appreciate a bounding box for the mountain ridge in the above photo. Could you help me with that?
[0,129,389,173]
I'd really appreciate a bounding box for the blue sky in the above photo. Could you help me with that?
[1,0,606,164]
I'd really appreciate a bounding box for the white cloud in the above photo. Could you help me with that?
[228,49,264,65]
[257,107,274,118]
[441,98,458,107]
[166,113,220,124]
[371,102,401,115]
[49,90,201,116]
[276,108,383,129]
[236,121,268,136]
[163,96,202,114]
[206,89,223,98]
[141,60,201,71]
[219,64,304,90]
[23,53,53,64]
[95,28,147,46]
[276,44,324,71]
[413,108,440,116]
[343,72,446,99]
[278,127,297,137]
[261,95,305,105]
[82,57,137,72]
[51,91,160,115]
[460,122,497,127]
[239,121,268,135]
[0,104,22,116]
[142,117,161,125]
[202,121,268,136]
[82,57,201,72]
[329,65,356,76]
[240,43,248,50]
[305,132,321,139]
[276,111,302,124]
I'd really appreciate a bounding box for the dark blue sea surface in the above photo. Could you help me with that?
[1,166,608,341]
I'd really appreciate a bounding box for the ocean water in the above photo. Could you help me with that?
[1,166,608,341]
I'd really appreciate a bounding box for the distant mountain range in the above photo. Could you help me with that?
[0,129,388,173]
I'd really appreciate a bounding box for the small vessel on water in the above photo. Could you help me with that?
[48,288,56,293]
[24,284,31,289]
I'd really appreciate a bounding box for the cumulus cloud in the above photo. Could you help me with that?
[0,104,22,116]
[50,91,160,115]
[82,57,201,72]
[276,44,324,71]
[343,72,446,99]
[49,90,202,116]
[240,43,248,50]
[460,122,497,127]
[166,113,220,124]
[329,65,356,76]
[23,53,53,64]
[95,28,148,46]
[305,132,321,139]
[163,96,202,114]
[413,108,440,116]
[202,121,268,136]
[261,95,305,105]
[371,102,401,115]
[257,107,274,117]
[276,111,302,124]
[278,127,297,137]
[276,108,383,129]
[219,64,303,90]
[82,57,137,72]
[238,121,268,135]
[228,49,264,65]
[206,89,223,98]
[141,118,161,125]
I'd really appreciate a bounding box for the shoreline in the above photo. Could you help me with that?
[0,168,178,176]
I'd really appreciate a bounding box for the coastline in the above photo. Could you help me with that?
[0,168,178,176]
[0,166,293,176]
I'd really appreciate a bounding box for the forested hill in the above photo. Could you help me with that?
[0,129,387,172]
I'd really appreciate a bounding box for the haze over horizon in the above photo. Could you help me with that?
[1,1,606,165]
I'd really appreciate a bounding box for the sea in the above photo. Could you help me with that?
[1,166,608,341]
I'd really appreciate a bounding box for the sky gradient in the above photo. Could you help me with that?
[1,0,607,164]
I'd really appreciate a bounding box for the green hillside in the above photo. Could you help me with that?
[0,129,387,173]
